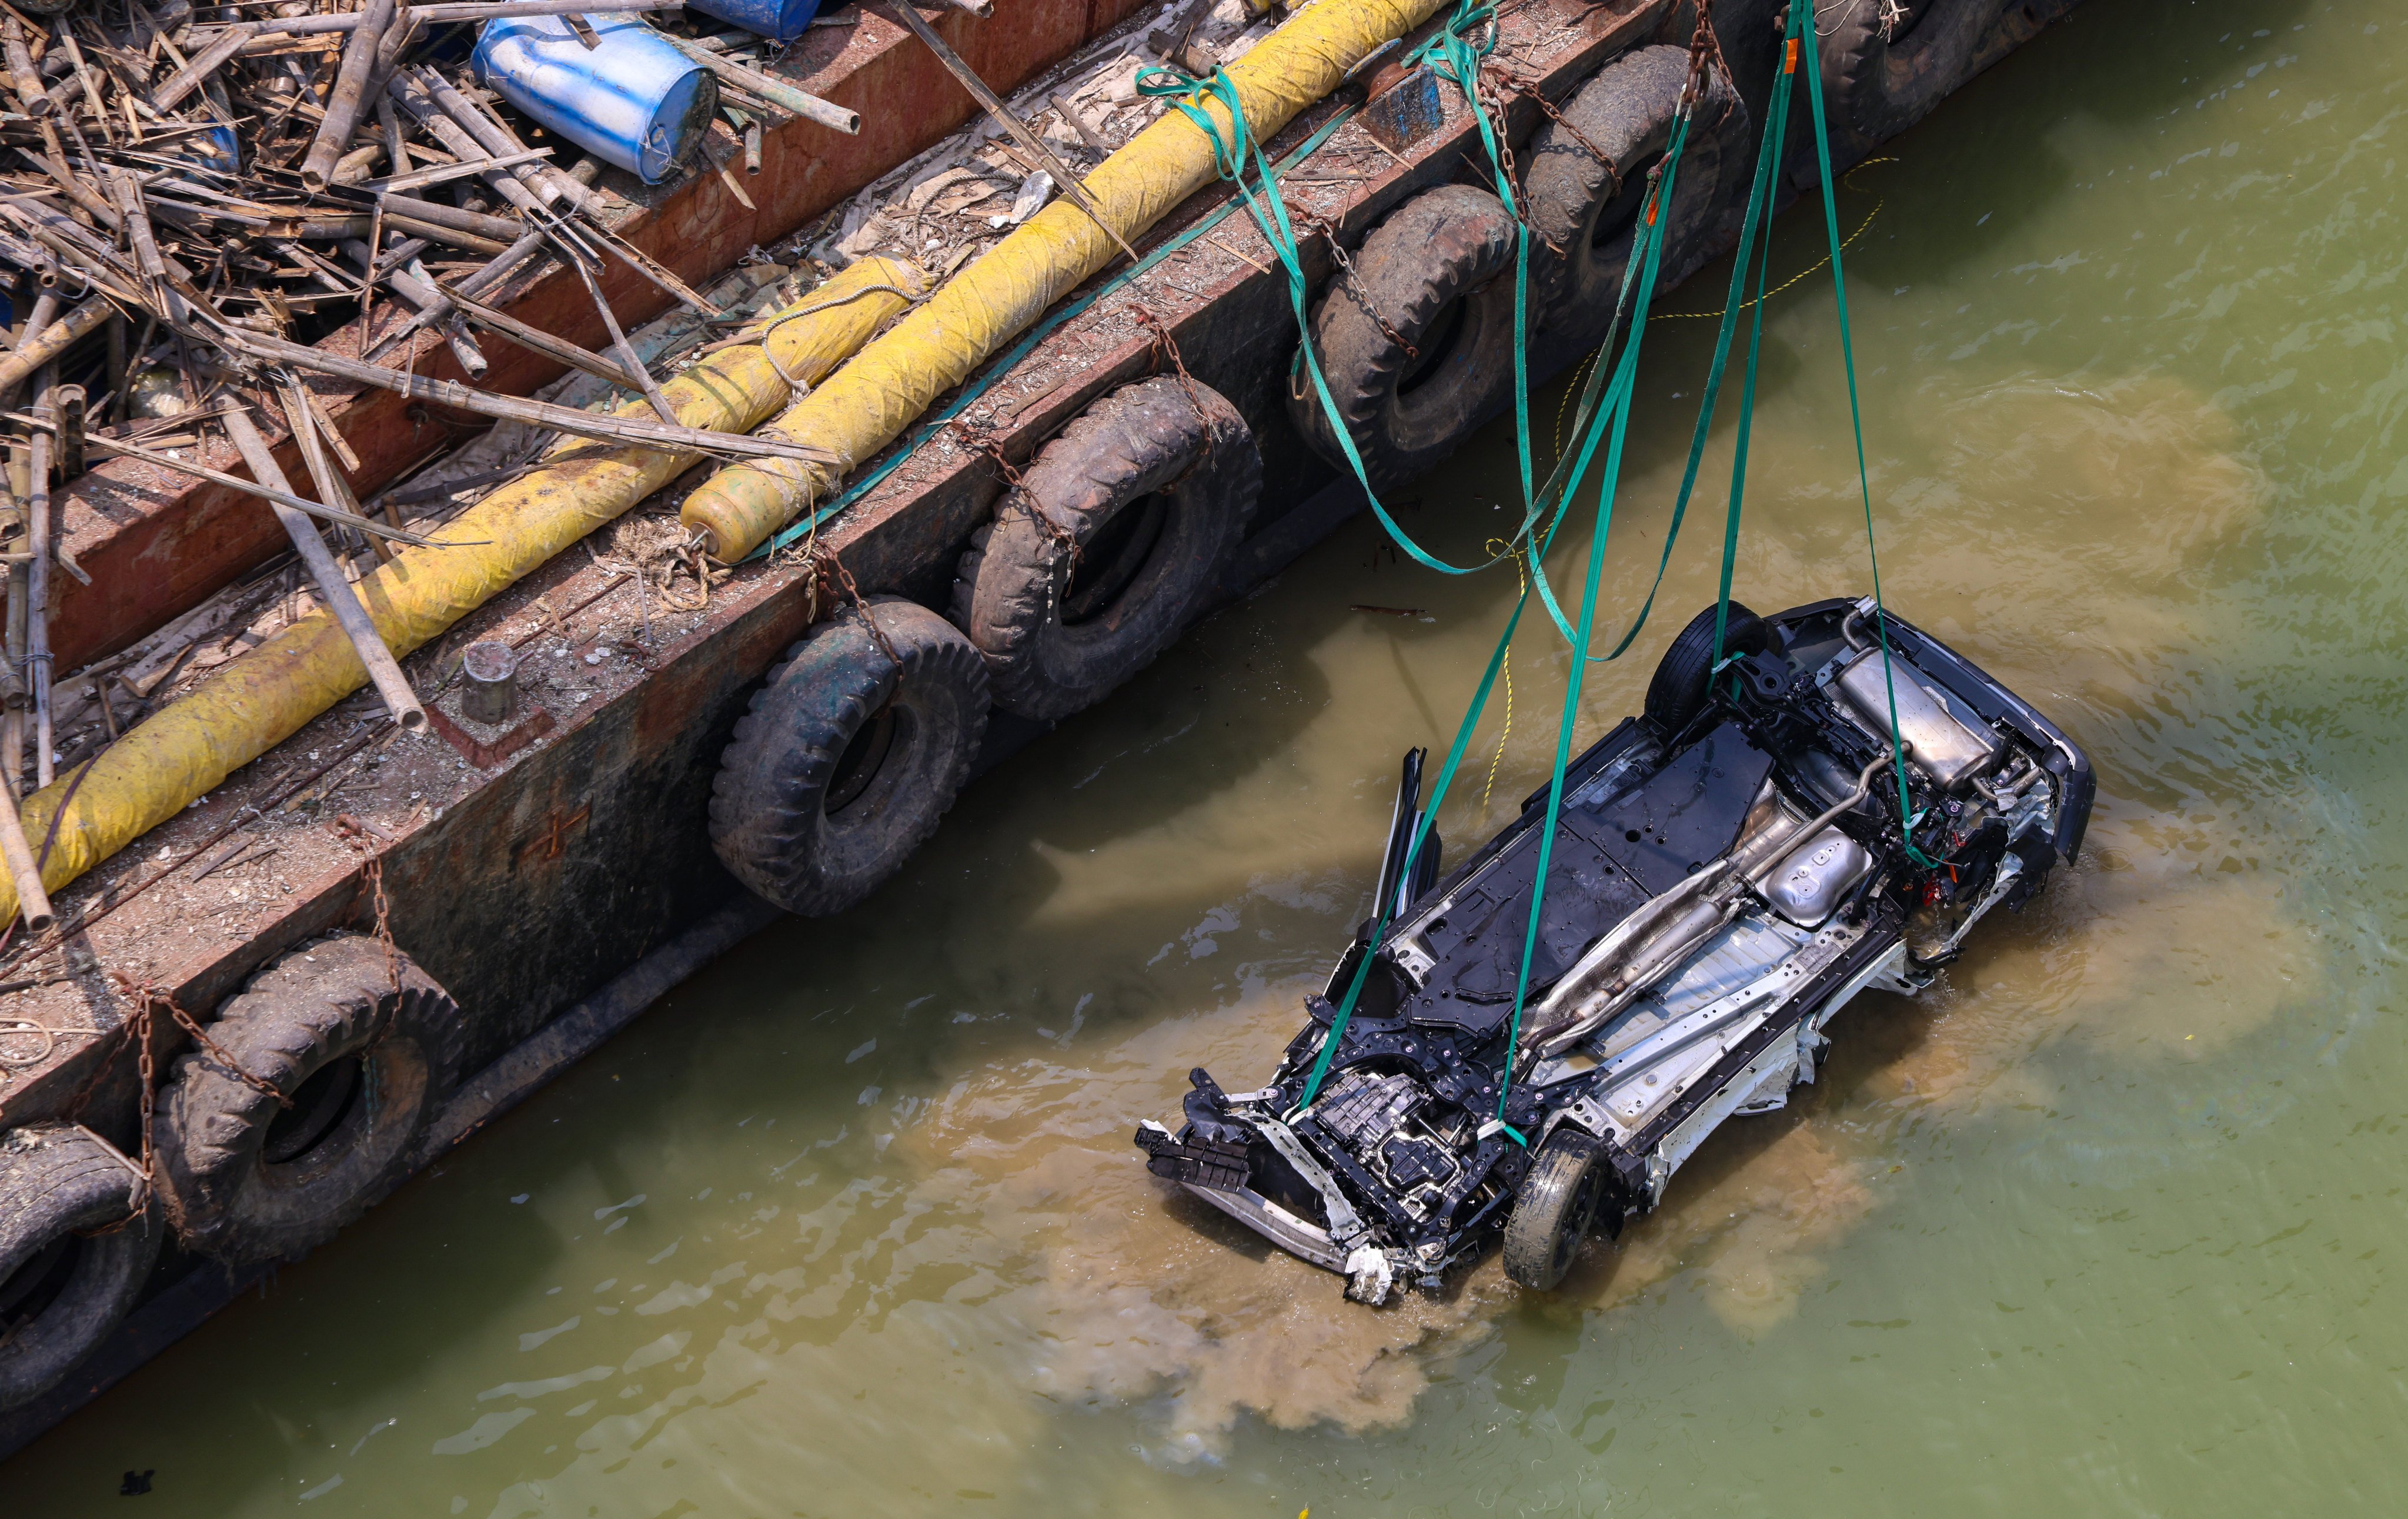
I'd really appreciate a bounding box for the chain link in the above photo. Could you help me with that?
[78,971,295,1225]
[816,546,902,666]
[953,416,1086,580]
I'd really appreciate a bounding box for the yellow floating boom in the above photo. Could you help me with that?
[0,257,926,924]
[677,0,1449,561]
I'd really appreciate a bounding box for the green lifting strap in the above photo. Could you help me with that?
[1292,99,1697,1118]
[1795,17,1941,868]
[1706,30,1800,671]
[1301,5,1943,1130]
[1488,22,1804,1139]
[1420,5,1539,513]
[1137,58,1535,580]
[1139,0,1641,595]
[1526,25,1791,666]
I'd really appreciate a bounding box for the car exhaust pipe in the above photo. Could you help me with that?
[1525,755,1892,1059]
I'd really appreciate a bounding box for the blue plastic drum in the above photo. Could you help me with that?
[686,0,823,45]
[472,14,717,185]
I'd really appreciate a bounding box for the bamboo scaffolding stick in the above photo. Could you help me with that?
[434,277,644,393]
[0,296,103,417]
[0,765,55,934]
[654,29,860,135]
[358,145,551,196]
[569,254,677,424]
[222,329,839,464]
[378,192,526,243]
[149,22,253,112]
[409,0,684,20]
[5,17,54,120]
[300,0,396,192]
[56,427,462,545]
[220,398,426,730]
[26,380,53,789]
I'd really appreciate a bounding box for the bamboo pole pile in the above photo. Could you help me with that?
[0,0,864,834]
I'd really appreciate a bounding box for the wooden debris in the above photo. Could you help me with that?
[0,0,1228,914]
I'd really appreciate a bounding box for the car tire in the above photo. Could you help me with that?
[1522,45,1749,362]
[710,597,989,915]
[1502,1128,1609,1290]
[1811,0,2012,174]
[1643,600,1764,735]
[1287,183,1522,493]
[0,1125,162,1411]
[156,935,463,1266]
[953,376,1258,722]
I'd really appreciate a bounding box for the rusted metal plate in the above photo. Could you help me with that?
[1360,64,1444,152]
[427,702,557,771]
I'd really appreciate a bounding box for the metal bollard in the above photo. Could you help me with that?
[459,641,519,725]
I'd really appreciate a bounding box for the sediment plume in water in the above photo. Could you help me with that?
[885,356,2329,1445]
[962,825,2322,1451]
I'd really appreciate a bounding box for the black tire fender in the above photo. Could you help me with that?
[1502,1127,1609,1291]
[1286,183,1522,493]
[156,934,462,1267]
[710,596,990,916]
[953,375,1258,722]
[1643,600,1764,735]
[1522,45,1751,358]
[0,1124,162,1411]
[1812,0,2015,172]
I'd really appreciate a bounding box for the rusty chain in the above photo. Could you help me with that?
[333,815,403,996]
[1130,304,1208,421]
[1297,209,1421,362]
[1519,85,1622,189]
[951,415,1085,580]
[1474,66,1569,260]
[76,971,293,1224]
[814,546,903,666]
[1128,304,1223,490]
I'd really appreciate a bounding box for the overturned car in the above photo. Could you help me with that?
[1138,597,2093,1300]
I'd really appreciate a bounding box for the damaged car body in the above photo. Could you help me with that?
[1137,597,2095,1301]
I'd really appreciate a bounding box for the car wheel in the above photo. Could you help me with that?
[1502,1129,1609,1290]
[1643,600,1764,735]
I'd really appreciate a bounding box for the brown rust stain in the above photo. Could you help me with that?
[512,803,595,869]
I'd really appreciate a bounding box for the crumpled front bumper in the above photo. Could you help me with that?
[1135,1119,1344,1265]
[1135,1118,1403,1299]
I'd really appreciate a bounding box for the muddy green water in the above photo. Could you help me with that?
[18,1,2408,1511]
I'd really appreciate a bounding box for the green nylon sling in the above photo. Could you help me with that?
[1706,31,1799,669]
[1487,18,1805,1137]
[1292,102,1701,1116]
[1795,14,1941,867]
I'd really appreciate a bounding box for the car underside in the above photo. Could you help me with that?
[1137,595,2096,1301]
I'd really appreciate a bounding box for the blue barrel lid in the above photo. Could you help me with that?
[684,0,823,45]
[473,14,717,185]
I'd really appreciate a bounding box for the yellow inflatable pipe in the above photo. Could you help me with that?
[0,257,926,923]
[679,0,1449,561]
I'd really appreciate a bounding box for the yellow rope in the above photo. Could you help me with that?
[1479,537,1521,814]
[1552,345,1598,467]
[1655,157,1896,319]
